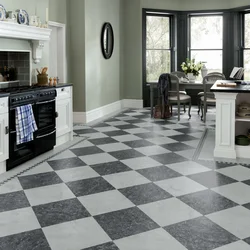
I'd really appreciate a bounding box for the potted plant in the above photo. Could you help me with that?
[181,58,203,82]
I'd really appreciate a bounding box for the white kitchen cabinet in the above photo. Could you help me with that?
[56,86,73,146]
[0,97,9,174]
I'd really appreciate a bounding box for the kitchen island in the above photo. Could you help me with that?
[211,80,250,159]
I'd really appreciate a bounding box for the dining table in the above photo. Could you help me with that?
[147,80,204,118]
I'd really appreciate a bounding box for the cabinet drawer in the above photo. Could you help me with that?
[0,97,8,114]
[56,87,71,100]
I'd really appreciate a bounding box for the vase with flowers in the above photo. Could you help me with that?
[181,58,203,82]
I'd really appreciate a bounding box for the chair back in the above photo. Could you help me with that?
[203,73,226,96]
[171,71,186,78]
[207,72,226,79]
[169,74,180,102]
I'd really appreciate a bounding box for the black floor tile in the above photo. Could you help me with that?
[47,157,86,171]
[119,183,172,205]
[187,171,237,188]
[0,191,30,213]
[83,242,119,250]
[161,142,194,152]
[243,202,250,210]
[150,152,188,165]
[91,161,132,176]
[94,207,159,240]
[74,128,99,134]
[179,189,238,215]
[137,166,181,182]
[244,237,250,245]
[70,146,104,156]
[164,217,239,250]
[109,149,144,160]
[195,160,236,170]
[18,172,62,190]
[0,229,51,250]
[175,128,203,134]
[88,137,118,145]
[127,119,147,124]
[243,179,250,186]
[114,124,138,130]
[168,134,197,142]
[66,177,115,197]
[123,140,154,148]
[103,130,129,137]
[33,198,90,227]
[136,132,161,139]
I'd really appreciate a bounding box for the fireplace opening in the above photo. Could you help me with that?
[0,51,31,87]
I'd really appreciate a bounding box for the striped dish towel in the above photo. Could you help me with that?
[15,104,38,145]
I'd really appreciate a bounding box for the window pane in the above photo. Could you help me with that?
[191,50,223,72]
[146,50,170,82]
[245,14,250,48]
[146,16,170,49]
[191,16,223,49]
[244,50,250,79]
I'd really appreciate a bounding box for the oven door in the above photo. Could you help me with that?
[7,105,36,171]
[35,128,56,155]
[36,99,56,131]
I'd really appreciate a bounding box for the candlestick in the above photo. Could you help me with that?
[46,7,48,23]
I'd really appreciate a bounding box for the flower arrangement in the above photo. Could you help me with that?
[181,58,203,76]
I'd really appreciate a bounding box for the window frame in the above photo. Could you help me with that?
[242,11,250,79]
[188,13,224,74]
[142,9,176,107]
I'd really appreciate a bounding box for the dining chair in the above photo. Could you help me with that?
[171,71,188,112]
[169,74,192,121]
[200,73,226,122]
[197,72,226,115]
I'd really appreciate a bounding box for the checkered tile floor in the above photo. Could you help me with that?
[1,108,250,250]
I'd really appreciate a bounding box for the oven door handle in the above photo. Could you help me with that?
[37,99,55,105]
[36,130,56,139]
[10,103,34,111]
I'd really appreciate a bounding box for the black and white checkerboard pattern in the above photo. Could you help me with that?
[1,108,250,250]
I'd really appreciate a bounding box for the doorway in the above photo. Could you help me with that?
[48,21,67,83]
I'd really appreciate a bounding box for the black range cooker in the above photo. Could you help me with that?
[0,86,57,171]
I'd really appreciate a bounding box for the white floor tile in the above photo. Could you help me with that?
[19,162,54,177]
[0,207,40,237]
[43,217,111,250]
[106,121,130,126]
[56,166,99,183]
[79,153,117,165]
[121,157,162,170]
[167,161,210,175]
[212,182,250,205]
[155,176,207,196]
[112,134,141,142]
[97,143,131,152]
[139,197,201,227]
[214,241,250,250]
[134,146,171,156]
[124,128,150,134]
[24,183,75,206]
[216,165,250,181]
[146,137,178,145]
[95,126,120,132]
[103,171,150,189]
[207,206,250,239]
[155,130,183,137]
[0,178,23,194]
[114,228,187,250]
[78,190,134,216]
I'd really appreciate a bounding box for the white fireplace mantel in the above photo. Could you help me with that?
[0,21,51,63]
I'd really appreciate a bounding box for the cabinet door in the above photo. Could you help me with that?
[0,113,9,162]
[56,98,72,137]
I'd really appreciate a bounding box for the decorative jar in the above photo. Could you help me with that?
[187,73,196,83]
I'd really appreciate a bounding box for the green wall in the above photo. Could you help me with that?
[68,0,86,112]
[85,0,121,111]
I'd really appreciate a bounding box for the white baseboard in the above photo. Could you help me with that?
[122,99,143,109]
[73,99,143,124]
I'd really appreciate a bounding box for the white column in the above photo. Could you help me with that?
[214,92,238,159]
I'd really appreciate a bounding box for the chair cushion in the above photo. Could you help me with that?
[200,96,216,103]
[169,94,191,102]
